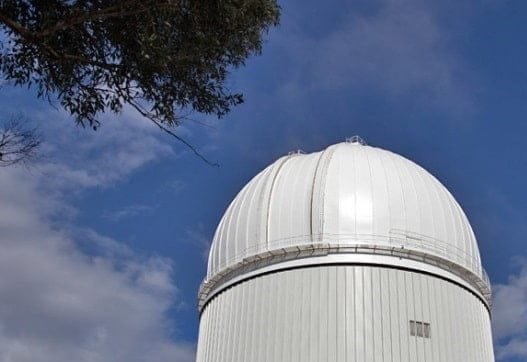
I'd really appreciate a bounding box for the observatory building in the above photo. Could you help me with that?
[196,138,494,362]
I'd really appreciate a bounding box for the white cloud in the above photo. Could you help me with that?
[185,222,212,262]
[493,259,527,361]
[270,0,475,118]
[162,179,187,195]
[36,109,174,190]
[0,103,196,362]
[102,204,156,222]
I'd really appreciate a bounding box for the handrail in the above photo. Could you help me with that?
[198,242,492,312]
[199,230,492,312]
[209,230,485,281]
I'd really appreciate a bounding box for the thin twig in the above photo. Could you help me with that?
[126,100,219,167]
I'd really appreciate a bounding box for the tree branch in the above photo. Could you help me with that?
[0,117,41,167]
[126,100,219,167]
[0,11,34,39]
[35,2,177,39]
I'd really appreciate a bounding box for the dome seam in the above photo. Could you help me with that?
[310,149,328,242]
[265,155,294,250]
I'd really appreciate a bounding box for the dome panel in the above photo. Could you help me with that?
[366,146,391,236]
[277,153,319,244]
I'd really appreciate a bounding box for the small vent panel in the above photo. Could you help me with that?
[410,320,431,338]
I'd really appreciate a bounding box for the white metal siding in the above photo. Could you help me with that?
[196,266,494,362]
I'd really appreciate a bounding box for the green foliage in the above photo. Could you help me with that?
[0,0,279,143]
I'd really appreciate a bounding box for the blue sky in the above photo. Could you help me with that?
[1,0,527,361]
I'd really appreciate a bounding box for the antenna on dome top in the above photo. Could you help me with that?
[288,149,305,156]
[346,135,366,145]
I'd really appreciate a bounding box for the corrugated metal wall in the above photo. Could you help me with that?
[196,266,494,362]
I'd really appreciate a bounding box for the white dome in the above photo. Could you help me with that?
[205,140,487,297]
[196,139,495,362]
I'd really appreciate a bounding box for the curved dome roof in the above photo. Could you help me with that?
[207,140,484,283]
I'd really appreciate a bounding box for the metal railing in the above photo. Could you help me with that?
[210,230,484,279]
[200,230,491,311]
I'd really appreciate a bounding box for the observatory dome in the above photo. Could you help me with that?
[201,139,490,308]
